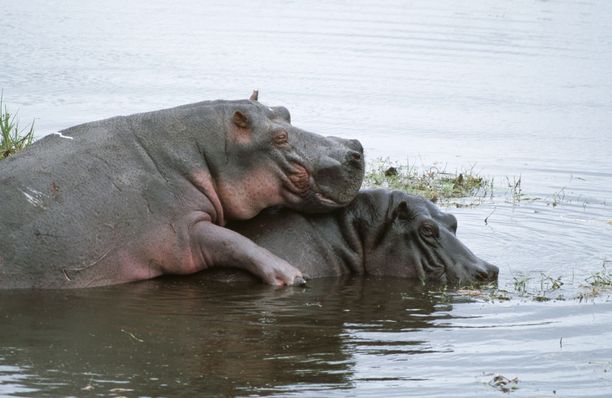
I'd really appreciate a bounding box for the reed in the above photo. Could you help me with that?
[0,94,35,160]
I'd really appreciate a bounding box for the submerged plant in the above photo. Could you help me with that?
[512,274,530,295]
[0,93,35,160]
[506,175,524,204]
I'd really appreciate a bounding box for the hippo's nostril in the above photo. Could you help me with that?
[475,269,490,281]
[344,149,364,169]
[474,264,499,281]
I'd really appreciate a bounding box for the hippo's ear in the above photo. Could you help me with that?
[272,106,291,124]
[230,110,253,143]
[233,110,250,129]
[249,90,259,101]
[393,201,413,220]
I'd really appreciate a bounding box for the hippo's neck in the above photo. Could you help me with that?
[213,173,285,221]
[126,109,229,225]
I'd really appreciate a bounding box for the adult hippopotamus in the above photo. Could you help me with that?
[228,189,499,284]
[0,92,364,288]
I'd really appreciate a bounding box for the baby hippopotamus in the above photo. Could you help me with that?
[228,189,499,284]
[0,92,364,288]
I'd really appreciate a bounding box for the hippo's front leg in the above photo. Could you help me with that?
[190,221,306,286]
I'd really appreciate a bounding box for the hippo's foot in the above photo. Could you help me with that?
[190,220,305,286]
[251,253,307,286]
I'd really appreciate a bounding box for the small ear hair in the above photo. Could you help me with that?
[233,110,250,129]
[249,90,259,101]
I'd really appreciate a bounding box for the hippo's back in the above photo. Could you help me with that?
[0,118,169,287]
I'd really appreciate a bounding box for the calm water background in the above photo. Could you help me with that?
[1,0,612,396]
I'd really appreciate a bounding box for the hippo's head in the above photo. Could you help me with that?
[355,190,498,285]
[212,92,364,218]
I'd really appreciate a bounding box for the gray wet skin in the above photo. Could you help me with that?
[229,189,499,284]
[0,93,364,288]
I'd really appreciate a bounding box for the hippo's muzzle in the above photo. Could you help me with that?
[301,137,364,211]
[445,258,499,285]
[424,225,499,285]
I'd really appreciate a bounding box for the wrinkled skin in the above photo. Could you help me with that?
[0,93,364,288]
[228,189,498,285]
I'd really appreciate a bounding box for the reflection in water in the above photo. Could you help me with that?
[0,277,446,396]
[1,277,610,397]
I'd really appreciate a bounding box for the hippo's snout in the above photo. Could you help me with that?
[327,137,364,171]
[472,262,499,282]
[306,137,365,209]
[346,138,364,153]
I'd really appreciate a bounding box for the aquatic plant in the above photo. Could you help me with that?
[488,374,519,393]
[449,262,611,304]
[0,94,35,160]
[512,273,530,296]
[585,261,612,287]
[363,158,492,206]
[577,261,612,302]
[505,175,524,204]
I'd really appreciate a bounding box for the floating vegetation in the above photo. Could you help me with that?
[0,94,35,160]
[488,374,519,393]
[363,158,493,206]
[577,261,612,303]
[449,262,611,304]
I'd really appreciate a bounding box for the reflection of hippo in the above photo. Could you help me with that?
[229,189,498,284]
[0,276,444,396]
[0,92,364,288]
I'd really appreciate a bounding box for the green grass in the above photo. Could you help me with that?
[1,94,35,160]
[363,158,492,205]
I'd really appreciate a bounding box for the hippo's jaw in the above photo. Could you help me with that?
[280,164,344,210]
[285,162,340,206]
[280,153,363,212]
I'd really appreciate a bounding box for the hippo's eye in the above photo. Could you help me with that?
[273,130,289,145]
[420,223,439,239]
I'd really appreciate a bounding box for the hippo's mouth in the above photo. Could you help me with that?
[287,162,311,193]
[286,162,341,206]
[314,192,340,206]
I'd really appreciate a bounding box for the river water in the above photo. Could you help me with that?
[1,0,611,397]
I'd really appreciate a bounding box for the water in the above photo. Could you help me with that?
[1,0,611,396]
